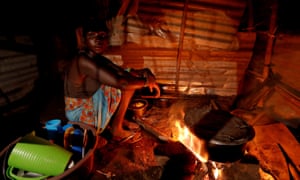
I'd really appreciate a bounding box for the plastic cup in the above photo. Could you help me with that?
[7,134,73,176]
[45,119,62,141]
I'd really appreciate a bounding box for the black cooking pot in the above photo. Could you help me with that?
[192,110,255,163]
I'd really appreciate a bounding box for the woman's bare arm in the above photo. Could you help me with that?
[77,55,146,90]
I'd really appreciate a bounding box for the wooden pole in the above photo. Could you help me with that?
[262,0,278,80]
[175,0,189,92]
[247,0,254,31]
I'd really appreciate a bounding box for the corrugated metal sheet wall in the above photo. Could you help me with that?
[0,50,38,107]
[106,0,256,96]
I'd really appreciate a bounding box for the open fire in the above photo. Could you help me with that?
[165,100,262,179]
[170,118,272,180]
[172,119,224,179]
[211,161,222,179]
[169,105,253,180]
[173,120,208,163]
[136,98,287,179]
[204,161,224,180]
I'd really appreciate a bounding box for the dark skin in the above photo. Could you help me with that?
[66,29,160,139]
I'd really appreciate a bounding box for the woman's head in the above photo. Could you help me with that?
[82,18,109,36]
[82,18,110,54]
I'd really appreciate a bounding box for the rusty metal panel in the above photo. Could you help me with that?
[106,31,256,96]
[125,0,247,50]
[0,50,38,106]
[107,0,255,96]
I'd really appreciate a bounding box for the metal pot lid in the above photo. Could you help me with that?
[192,110,254,146]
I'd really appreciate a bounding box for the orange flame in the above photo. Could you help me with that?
[211,161,222,179]
[173,120,208,163]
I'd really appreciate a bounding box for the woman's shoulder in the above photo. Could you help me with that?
[76,51,95,63]
[75,52,110,70]
[77,50,108,61]
[77,49,90,59]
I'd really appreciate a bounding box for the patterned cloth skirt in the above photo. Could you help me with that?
[65,85,121,134]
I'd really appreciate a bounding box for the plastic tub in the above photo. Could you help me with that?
[0,121,98,180]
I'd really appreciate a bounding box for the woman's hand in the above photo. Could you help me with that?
[129,68,160,98]
[149,83,161,98]
[142,69,160,98]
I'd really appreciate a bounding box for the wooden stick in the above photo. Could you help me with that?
[262,0,278,80]
[175,0,190,92]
